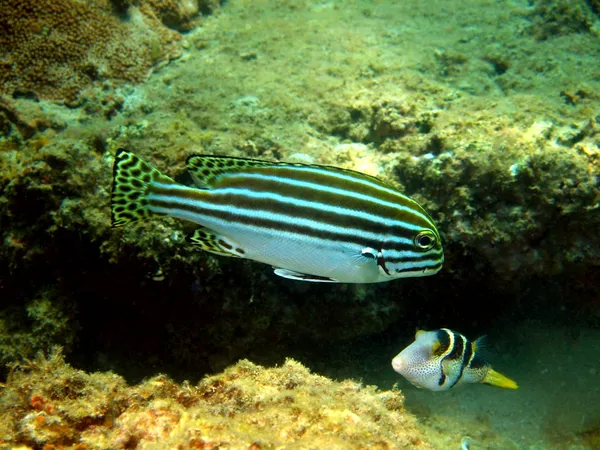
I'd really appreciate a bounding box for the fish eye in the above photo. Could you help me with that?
[414,230,436,250]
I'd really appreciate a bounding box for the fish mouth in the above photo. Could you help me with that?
[391,356,404,374]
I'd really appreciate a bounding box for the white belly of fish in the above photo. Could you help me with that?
[153,199,382,283]
[222,226,379,283]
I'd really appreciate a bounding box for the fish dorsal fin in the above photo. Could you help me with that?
[187,227,245,258]
[472,335,487,353]
[186,155,274,188]
[186,154,391,189]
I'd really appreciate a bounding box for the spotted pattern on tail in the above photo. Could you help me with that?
[111,148,176,227]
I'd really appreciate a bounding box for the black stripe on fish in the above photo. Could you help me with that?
[150,181,434,240]
[436,329,454,386]
[448,333,473,389]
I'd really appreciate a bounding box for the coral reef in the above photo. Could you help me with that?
[391,112,600,281]
[0,0,222,104]
[305,83,600,283]
[0,0,599,411]
[0,349,432,449]
[526,0,600,40]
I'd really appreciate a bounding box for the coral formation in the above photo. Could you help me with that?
[0,349,432,449]
[526,0,600,40]
[0,0,223,104]
[317,80,600,281]
[0,98,60,139]
[0,7,599,447]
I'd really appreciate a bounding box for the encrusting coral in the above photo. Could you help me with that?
[0,348,432,449]
[0,0,220,104]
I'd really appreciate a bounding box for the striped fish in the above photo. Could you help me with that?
[111,148,444,283]
[392,329,518,390]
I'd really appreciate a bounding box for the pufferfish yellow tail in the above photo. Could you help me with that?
[483,368,519,389]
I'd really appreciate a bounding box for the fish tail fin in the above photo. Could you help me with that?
[111,148,176,227]
[482,368,518,389]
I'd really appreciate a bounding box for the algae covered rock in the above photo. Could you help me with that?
[0,348,432,449]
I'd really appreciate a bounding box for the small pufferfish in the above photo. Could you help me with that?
[391,328,518,391]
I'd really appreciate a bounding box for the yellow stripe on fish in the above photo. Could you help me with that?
[111,149,444,283]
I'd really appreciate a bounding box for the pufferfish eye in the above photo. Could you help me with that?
[414,230,436,250]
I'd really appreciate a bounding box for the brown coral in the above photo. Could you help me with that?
[0,0,183,104]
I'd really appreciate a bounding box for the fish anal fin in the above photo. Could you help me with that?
[273,268,338,283]
[188,228,245,258]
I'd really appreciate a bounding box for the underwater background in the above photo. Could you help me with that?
[1,0,599,448]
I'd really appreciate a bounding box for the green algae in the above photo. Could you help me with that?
[0,293,75,365]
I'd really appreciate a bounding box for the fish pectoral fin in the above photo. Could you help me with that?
[187,227,245,258]
[347,247,379,275]
[273,268,339,283]
[357,247,379,269]
[482,368,518,389]
[360,247,378,260]
[346,246,377,267]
